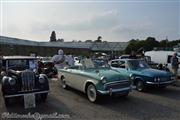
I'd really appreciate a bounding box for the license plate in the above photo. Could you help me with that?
[24,93,36,109]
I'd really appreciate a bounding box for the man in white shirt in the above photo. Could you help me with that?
[52,49,66,69]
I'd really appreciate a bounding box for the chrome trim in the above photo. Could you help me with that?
[18,89,39,93]
[4,91,49,98]
[146,80,175,85]
[105,80,129,85]
[103,80,130,90]
[97,87,131,95]
[21,70,35,91]
[132,85,136,89]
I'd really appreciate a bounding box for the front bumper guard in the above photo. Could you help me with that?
[4,90,49,98]
[146,80,175,85]
[97,86,133,95]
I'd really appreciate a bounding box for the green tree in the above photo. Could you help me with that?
[143,37,159,51]
[125,39,139,54]
[159,40,168,48]
[125,37,160,53]
[50,31,57,42]
[94,36,102,42]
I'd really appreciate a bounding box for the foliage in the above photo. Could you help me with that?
[57,39,64,42]
[85,40,93,42]
[50,31,57,42]
[125,37,180,54]
[94,36,102,42]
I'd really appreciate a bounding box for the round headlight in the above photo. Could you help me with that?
[39,77,45,84]
[101,76,107,84]
[154,77,160,82]
[129,74,135,80]
[8,77,16,86]
[154,78,157,82]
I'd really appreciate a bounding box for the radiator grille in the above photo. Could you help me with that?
[104,80,130,90]
[21,70,35,91]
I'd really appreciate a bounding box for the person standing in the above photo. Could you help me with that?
[68,55,75,67]
[129,51,137,59]
[52,49,66,69]
[171,52,179,85]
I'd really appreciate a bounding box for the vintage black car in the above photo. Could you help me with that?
[41,60,58,78]
[0,56,49,106]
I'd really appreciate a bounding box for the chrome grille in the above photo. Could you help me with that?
[160,77,168,82]
[21,70,35,91]
[104,80,130,90]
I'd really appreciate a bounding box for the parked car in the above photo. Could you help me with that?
[119,55,163,70]
[145,51,180,76]
[41,60,58,78]
[58,58,133,102]
[1,56,49,106]
[109,59,175,91]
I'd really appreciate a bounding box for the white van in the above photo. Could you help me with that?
[145,51,180,76]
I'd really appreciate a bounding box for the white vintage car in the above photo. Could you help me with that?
[58,58,133,102]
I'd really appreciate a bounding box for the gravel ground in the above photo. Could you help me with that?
[0,79,180,120]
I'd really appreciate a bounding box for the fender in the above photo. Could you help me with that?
[1,76,10,88]
[83,79,98,93]
[39,74,49,90]
[134,76,144,84]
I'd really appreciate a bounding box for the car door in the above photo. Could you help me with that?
[67,68,88,92]
[60,68,74,87]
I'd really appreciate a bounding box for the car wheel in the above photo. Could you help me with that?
[136,81,145,92]
[61,77,67,89]
[41,93,48,102]
[86,84,98,103]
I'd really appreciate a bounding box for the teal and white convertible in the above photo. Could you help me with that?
[58,58,133,102]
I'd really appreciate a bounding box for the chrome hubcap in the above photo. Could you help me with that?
[61,79,66,88]
[137,81,143,91]
[87,85,96,102]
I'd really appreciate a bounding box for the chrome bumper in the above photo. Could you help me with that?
[97,87,132,95]
[146,80,175,85]
[4,90,49,98]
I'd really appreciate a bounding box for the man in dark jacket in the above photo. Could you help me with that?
[171,52,179,85]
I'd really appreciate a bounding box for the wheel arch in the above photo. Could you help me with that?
[60,75,65,80]
[134,77,143,85]
[84,80,96,93]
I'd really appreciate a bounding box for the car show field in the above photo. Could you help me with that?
[0,0,179,119]
[0,78,180,120]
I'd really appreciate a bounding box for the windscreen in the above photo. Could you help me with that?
[128,60,150,70]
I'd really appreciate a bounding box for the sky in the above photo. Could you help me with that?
[0,0,179,42]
